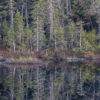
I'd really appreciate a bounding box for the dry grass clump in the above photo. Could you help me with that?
[10,56,41,63]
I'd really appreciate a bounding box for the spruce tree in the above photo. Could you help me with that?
[14,10,24,50]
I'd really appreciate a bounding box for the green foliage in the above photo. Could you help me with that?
[24,25,33,50]
[72,48,85,55]
[7,27,15,48]
[95,44,100,53]
[67,22,78,47]
[14,10,24,47]
[72,0,91,18]
[0,0,99,53]
[50,20,66,49]
[82,30,96,52]
[82,71,95,82]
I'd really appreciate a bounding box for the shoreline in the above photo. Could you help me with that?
[0,50,100,64]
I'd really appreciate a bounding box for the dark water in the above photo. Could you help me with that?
[0,61,100,100]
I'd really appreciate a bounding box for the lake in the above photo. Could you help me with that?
[0,61,100,100]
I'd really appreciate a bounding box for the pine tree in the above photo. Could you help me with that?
[7,27,16,52]
[50,20,65,50]
[24,25,33,51]
[31,0,47,51]
[14,10,24,50]
[0,0,8,19]
[7,10,24,52]
[82,30,96,52]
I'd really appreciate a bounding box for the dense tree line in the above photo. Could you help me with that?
[0,0,100,53]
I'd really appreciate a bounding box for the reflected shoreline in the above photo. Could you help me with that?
[0,61,100,100]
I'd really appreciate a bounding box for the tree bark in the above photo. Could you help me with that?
[50,72,54,100]
[10,68,16,100]
[98,21,100,34]
[13,41,16,52]
[68,0,72,12]
[36,10,39,52]
[48,0,54,39]
[55,34,57,50]
[21,0,24,20]
[36,68,40,100]
[25,0,28,26]
[9,0,14,27]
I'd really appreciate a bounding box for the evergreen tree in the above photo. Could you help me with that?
[31,0,47,51]
[0,0,99,52]
[0,19,8,45]
[0,0,8,19]
[14,10,24,50]
[82,30,96,52]
[7,27,16,52]
[51,20,65,50]
[24,25,33,51]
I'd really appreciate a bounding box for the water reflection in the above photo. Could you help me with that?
[0,61,100,100]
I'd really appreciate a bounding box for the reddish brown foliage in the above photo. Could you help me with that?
[84,53,100,58]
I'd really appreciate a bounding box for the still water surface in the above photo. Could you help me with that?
[0,61,100,100]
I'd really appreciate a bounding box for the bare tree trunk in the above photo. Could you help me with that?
[36,68,40,100]
[80,32,82,48]
[19,70,24,100]
[98,21,100,34]
[66,0,72,14]
[92,82,95,100]
[10,68,16,100]
[67,91,69,100]
[48,0,54,39]
[36,2,44,51]
[50,72,54,100]
[9,0,14,27]
[21,0,24,20]
[68,0,72,12]
[71,32,74,48]
[66,0,69,13]
[36,11,39,52]
[13,41,16,52]
[55,35,57,50]
[80,68,83,95]
[25,0,28,26]
[10,90,14,100]
[57,0,61,8]
[80,22,83,48]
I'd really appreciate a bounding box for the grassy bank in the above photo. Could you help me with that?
[0,47,100,64]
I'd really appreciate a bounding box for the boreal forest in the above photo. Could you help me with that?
[0,0,100,54]
[0,1,100,100]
